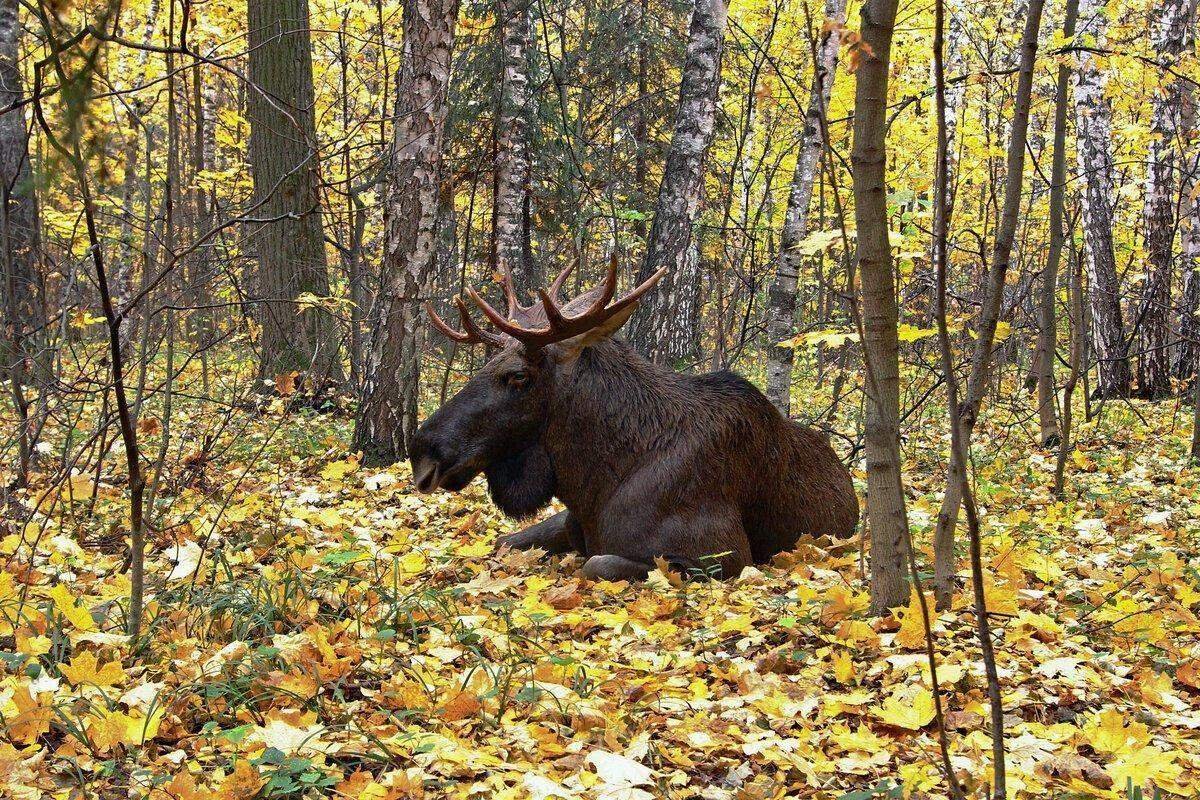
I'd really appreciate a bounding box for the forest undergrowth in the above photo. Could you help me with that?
[3,356,1200,800]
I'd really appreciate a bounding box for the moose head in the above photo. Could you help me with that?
[410,259,858,583]
[408,260,665,517]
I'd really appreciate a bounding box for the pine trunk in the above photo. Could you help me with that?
[1073,0,1130,398]
[495,0,535,298]
[1138,0,1194,398]
[764,0,845,414]
[247,0,341,386]
[354,0,459,465]
[629,0,727,365]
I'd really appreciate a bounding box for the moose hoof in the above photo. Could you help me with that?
[581,554,651,582]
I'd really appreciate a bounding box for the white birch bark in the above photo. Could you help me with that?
[1138,0,1196,397]
[495,0,535,298]
[764,0,846,414]
[1073,0,1131,397]
[355,0,459,464]
[629,0,728,364]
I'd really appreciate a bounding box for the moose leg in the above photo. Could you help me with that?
[581,554,653,581]
[497,510,582,554]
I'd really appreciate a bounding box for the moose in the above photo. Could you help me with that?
[409,261,858,581]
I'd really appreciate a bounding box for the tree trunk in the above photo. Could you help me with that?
[764,0,845,414]
[354,0,459,465]
[851,0,910,616]
[629,0,727,365]
[1073,0,1130,398]
[247,0,341,386]
[1177,147,1200,381]
[0,0,43,386]
[495,0,536,298]
[1138,0,1195,398]
[1034,0,1078,446]
[932,0,1045,611]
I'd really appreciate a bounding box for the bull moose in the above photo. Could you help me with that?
[409,262,858,581]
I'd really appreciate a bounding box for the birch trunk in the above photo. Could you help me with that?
[764,0,845,414]
[1138,0,1195,398]
[0,0,42,385]
[495,0,535,297]
[629,0,727,365]
[1073,0,1130,398]
[247,0,341,386]
[354,0,459,465]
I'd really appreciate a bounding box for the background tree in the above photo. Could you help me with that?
[764,0,844,415]
[0,0,43,386]
[851,0,908,615]
[629,0,727,365]
[355,0,460,465]
[1032,0,1078,448]
[1073,0,1130,398]
[247,0,341,386]
[494,0,535,297]
[1137,0,1196,398]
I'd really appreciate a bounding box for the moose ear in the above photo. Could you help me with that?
[553,302,639,362]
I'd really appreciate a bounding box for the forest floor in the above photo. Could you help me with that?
[3,368,1200,799]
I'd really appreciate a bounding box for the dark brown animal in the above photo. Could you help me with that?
[409,262,858,581]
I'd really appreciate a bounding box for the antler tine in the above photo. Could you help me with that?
[581,254,619,318]
[454,296,504,348]
[537,289,568,331]
[601,265,667,317]
[500,267,520,318]
[548,262,575,300]
[467,286,550,340]
[425,301,475,344]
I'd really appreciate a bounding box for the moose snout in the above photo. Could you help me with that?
[409,431,444,493]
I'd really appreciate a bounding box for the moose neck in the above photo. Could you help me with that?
[542,338,686,514]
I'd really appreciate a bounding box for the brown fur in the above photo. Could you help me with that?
[410,333,858,581]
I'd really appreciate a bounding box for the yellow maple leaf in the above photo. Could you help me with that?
[60,651,126,687]
[48,584,97,632]
[873,686,936,730]
[1084,709,1151,756]
[831,649,856,684]
[1106,745,1183,794]
[216,761,265,800]
[319,457,359,482]
[894,590,934,650]
[88,707,164,752]
[3,684,52,744]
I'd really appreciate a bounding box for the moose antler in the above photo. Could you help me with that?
[426,257,666,350]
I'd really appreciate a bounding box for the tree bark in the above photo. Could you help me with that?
[1177,147,1200,381]
[247,0,341,386]
[0,0,44,386]
[1073,0,1130,398]
[851,0,910,616]
[354,0,459,465]
[932,0,1045,611]
[629,0,727,365]
[1034,0,1078,447]
[1138,0,1196,398]
[495,0,536,298]
[764,0,845,414]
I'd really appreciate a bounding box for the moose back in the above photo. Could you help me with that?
[409,261,859,581]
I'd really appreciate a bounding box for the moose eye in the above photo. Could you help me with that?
[505,370,530,389]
